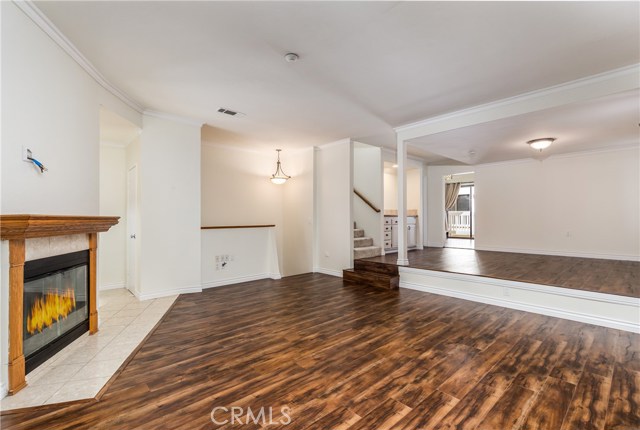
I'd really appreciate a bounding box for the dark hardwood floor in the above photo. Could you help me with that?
[366,248,640,298]
[2,274,639,429]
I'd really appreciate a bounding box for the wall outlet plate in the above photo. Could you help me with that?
[22,146,32,162]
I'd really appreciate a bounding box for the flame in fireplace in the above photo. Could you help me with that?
[26,289,76,334]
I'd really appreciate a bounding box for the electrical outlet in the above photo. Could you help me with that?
[216,263,220,271]
[215,255,220,263]
[22,146,32,162]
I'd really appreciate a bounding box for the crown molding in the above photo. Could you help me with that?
[143,110,205,128]
[544,142,639,161]
[14,1,145,113]
[395,63,640,141]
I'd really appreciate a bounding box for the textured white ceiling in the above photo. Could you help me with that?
[36,1,640,161]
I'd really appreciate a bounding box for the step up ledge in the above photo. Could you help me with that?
[354,259,399,276]
[343,269,399,290]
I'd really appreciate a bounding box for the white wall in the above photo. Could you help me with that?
[474,147,640,260]
[0,2,141,397]
[125,137,141,295]
[353,143,383,245]
[138,115,202,299]
[282,148,314,276]
[201,143,314,280]
[384,168,421,212]
[0,2,140,215]
[426,147,640,260]
[407,169,422,212]
[384,171,398,211]
[314,140,353,275]
[201,144,284,279]
[201,145,284,227]
[202,228,280,288]
[98,145,127,289]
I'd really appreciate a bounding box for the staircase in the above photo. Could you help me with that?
[353,227,381,260]
[344,226,398,290]
[343,259,399,290]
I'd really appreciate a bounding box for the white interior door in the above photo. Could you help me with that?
[126,165,138,294]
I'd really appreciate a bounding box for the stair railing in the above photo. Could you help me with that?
[354,189,381,213]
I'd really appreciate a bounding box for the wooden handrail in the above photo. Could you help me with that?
[201,225,275,230]
[353,189,381,213]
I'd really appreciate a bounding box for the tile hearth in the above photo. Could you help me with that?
[1,289,176,410]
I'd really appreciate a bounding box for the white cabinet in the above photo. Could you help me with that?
[386,216,417,249]
[390,224,398,249]
[407,217,416,248]
[384,224,392,249]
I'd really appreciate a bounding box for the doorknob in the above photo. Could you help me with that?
[130,234,136,239]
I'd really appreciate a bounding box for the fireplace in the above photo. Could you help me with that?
[1,214,119,394]
[23,250,90,373]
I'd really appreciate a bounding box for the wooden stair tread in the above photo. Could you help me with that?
[343,259,399,290]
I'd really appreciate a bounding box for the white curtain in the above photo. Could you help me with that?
[444,182,461,233]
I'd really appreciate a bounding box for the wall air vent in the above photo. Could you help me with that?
[217,108,245,117]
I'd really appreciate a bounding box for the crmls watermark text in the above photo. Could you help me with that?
[210,406,292,425]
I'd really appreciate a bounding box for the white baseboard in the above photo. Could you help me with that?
[135,285,202,301]
[0,381,7,400]
[202,273,273,289]
[313,267,343,278]
[474,245,640,262]
[399,267,639,333]
[269,273,282,280]
[427,241,445,248]
[99,282,125,291]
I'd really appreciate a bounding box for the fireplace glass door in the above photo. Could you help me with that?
[23,250,90,371]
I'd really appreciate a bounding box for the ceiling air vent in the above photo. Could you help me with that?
[217,108,244,117]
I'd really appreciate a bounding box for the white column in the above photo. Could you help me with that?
[397,136,409,265]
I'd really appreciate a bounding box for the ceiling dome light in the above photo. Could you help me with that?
[527,137,556,152]
[270,149,291,185]
[284,53,299,62]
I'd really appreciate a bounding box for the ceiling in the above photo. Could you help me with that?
[409,89,640,165]
[36,1,639,161]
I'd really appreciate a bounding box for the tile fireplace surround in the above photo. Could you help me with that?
[0,215,119,396]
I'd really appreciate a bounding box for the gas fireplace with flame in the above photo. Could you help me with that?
[23,250,90,373]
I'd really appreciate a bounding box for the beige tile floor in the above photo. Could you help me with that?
[1,289,177,410]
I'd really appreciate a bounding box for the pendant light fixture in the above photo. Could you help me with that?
[527,137,556,152]
[270,149,291,184]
